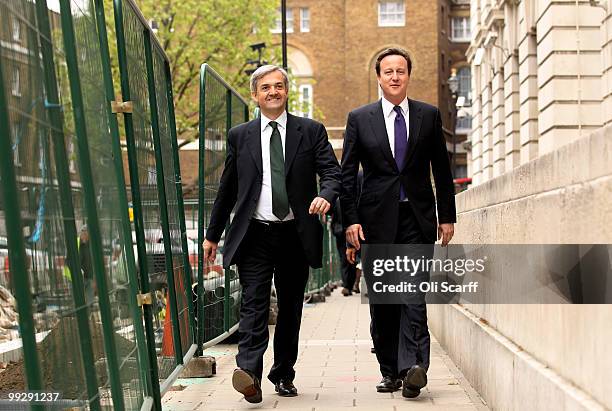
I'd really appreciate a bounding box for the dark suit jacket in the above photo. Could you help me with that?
[206,113,341,268]
[340,99,456,243]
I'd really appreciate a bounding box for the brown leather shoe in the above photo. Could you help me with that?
[341,287,352,296]
[232,368,262,403]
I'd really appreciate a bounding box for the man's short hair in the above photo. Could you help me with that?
[249,65,289,94]
[375,48,412,76]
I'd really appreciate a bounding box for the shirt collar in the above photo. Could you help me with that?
[261,111,288,132]
[381,96,409,118]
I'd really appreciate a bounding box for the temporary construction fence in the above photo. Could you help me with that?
[0,0,208,408]
[196,64,247,350]
[306,217,342,297]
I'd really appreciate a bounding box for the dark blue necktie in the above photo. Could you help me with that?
[393,105,408,201]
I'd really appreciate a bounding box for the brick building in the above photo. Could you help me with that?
[272,0,472,178]
[176,0,472,194]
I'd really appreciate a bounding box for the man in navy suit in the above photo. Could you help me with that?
[341,48,456,398]
[203,65,340,403]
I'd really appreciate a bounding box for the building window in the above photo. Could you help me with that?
[454,165,467,179]
[451,17,471,41]
[378,1,405,27]
[11,124,20,166]
[11,68,21,97]
[300,8,310,32]
[12,17,21,42]
[297,84,313,118]
[272,8,294,33]
[456,115,472,130]
[457,67,471,102]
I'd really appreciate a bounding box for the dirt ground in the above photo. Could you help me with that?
[0,315,137,399]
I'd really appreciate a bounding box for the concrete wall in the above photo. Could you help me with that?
[429,124,612,410]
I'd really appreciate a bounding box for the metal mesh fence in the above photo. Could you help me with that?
[0,0,147,409]
[113,0,196,396]
[61,0,145,407]
[197,64,248,349]
[0,1,92,405]
[115,0,177,382]
[151,44,192,361]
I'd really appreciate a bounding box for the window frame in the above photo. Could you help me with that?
[11,17,21,42]
[300,8,310,32]
[378,1,406,28]
[297,84,313,119]
[272,8,294,34]
[11,124,21,166]
[11,67,21,97]
[451,16,471,42]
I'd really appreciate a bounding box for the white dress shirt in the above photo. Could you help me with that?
[253,111,295,221]
[381,96,409,158]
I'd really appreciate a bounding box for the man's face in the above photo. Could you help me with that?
[377,54,410,103]
[251,70,288,115]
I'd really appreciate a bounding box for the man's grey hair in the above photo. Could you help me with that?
[249,65,289,94]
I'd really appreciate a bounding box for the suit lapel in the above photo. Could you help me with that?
[369,101,398,172]
[284,114,303,176]
[245,118,263,175]
[403,99,422,170]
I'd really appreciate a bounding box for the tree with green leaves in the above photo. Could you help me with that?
[105,0,279,144]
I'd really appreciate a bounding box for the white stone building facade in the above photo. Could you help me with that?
[467,0,612,185]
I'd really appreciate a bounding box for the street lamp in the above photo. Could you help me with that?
[447,68,459,179]
[245,42,267,76]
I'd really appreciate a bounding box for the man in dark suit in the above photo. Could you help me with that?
[341,48,456,399]
[203,65,340,403]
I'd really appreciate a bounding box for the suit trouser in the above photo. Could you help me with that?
[235,220,310,383]
[334,233,357,290]
[370,202,431,378]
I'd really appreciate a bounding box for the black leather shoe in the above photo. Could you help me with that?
[232,368,262,403]
[376,376,402,392]
[402,365,427,398]
[275,379,298,397]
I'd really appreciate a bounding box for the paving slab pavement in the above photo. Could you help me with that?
[162,288,488,410]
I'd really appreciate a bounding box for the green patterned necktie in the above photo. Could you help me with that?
[269,121,289,219]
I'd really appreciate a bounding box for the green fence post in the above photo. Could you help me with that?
[0,59,43,411]
[58,0,126,408]
[112,0,162,408]
[143,31,184,365]
[92,0,154,400]
[164,61,196,344]
[223,89,232,332]
[34,0,101,408]
[196,66,207,354]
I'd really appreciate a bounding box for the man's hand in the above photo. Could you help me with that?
[202,239,218,264]
[346,224,365,250]
[438,223,455,247]
[309,196,331,215]
[346,247,357,264]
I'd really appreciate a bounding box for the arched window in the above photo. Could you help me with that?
[288,47,314,118]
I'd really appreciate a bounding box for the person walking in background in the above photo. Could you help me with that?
[341,48,456,399]
[331,198,356,296]
[202,65,340,403]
